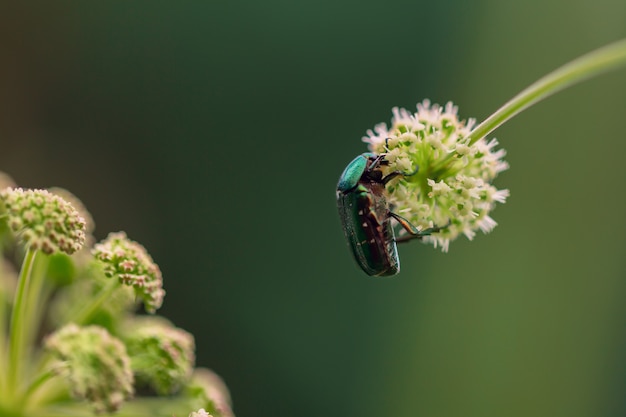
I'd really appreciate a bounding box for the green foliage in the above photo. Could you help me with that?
[0,183,233,417]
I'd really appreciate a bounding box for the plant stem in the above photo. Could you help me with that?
[21,255,50,370]
[73,277,119,325]
[0,241,6,394]
[467,38,626,144]
[7,248,38,400]
[31,276,121,402]
[21,366,59,404]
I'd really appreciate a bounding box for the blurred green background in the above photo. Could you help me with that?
[1,2,625,417]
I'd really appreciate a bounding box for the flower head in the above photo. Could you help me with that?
[123,316,195,395]
[48,187,95,235]
[186,368,234,417]
[45,188,97,282]
[363,100,509,251]
[92,232,165,313]
[190,409,213,417]
[44,324,134,413]
[0,188,86,254]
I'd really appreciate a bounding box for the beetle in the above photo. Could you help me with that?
[336,153,445,276]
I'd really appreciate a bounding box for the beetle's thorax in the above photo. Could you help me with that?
[361,169,386,198]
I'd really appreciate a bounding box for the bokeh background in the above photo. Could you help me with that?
[1,2,625,417]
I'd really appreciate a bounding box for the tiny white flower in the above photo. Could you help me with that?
[363,100,509,251]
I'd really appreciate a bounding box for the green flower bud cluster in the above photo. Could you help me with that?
[44,324,134,413]
[189,409,213,417]
[0,180,235,416]
[92,232,165,313]
[48,187,95,235]
[124,317,195,395]
[363,100,509,251]
[0,188,86,254]
[187,368,234,417]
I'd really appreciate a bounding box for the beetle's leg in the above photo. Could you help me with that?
[389,211,420,235]
[390,212,450,242]
[380,138,422,182]
[384,137,396,151]
[367,151,419,183]
[382,165,419,185]
[367,154,387,171]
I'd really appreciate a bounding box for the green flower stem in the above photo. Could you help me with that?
[7,248,38,400]
[31,277,121,400]
[21,366,59,405]
[73,277,119,325]
[0,242,6,393]
[27,367,66,411]
[467,38,626,144]
[32,274,120,385]
[22,256,50,365]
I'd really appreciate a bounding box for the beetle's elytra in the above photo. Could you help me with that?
[336,153,446,276]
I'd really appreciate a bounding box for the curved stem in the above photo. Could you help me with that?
[73,278,119,325]
[32,277,120,393]
[0,241,6,394]
[22,255,50,369]
[7,248,38,399]
[467,38,626,144]
[21,366,60,403]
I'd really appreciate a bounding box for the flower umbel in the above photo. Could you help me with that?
[92,232,165,313]
[48,187,95,236]
[186,368,234,417]
[123,316,195,395]
[190,409,213,417]
[0,188,86,254]
[364,100,509,251]
[44,324,134,413]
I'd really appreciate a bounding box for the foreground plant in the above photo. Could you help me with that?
[0,186,233,416]
[337,38,626,275]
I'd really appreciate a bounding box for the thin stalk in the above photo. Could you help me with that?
[0,241,6,394]
[72,277,119,325]
[22,256,51,361]
[21,366,59,403]
[7,248,38,399]
[31,277,120,395]
[467,38,626,144]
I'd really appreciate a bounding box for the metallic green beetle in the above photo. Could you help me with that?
[336,153,444,276]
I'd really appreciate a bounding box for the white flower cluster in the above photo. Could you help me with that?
[363,100,509,251]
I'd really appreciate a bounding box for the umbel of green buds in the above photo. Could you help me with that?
[92,232,165,313]
[0,188,86,254]
[123,317,195,395]
[187,368,235,417]
[48,187,95,235]
[189,409,213,417]
[45,324,134,413]
[363,100,510,252]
